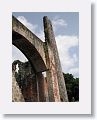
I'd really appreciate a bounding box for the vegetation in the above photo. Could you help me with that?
[63,73,79,102]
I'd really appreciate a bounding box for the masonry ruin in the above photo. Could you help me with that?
[12,16,68,102]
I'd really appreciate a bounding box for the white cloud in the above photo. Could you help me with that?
[37,31,45,41]
[52,16,67,31]
[69,67,79,78]
[17,16,38,33]
[12,45,28,62]
[56,35,79,77]
[72,53,78,63]
[17,16,45,41]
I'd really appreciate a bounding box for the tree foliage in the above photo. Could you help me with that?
[63,73,79,102]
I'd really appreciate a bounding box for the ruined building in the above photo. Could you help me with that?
[12,16,68,102]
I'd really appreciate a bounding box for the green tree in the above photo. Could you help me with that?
[63,73,79,102]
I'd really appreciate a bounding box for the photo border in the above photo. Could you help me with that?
[0,0,91,114]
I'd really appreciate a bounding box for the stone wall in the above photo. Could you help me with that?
[12,60,47,102]
[12,71,24,102]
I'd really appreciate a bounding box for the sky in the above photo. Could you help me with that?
[12,12,79,78]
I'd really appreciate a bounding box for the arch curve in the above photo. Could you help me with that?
[12,16,47,73]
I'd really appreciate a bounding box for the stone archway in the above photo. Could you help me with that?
[12,30,48,102]
[12,16,68,102]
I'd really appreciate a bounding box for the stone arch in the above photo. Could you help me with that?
[12,15,68,102]
[12,31,47,73]
[12,17,48,102]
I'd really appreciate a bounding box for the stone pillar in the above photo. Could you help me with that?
[36,73,46,102]
[44,77,49,102]
[43,16,68,102]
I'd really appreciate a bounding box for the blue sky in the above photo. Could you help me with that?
[13,12,79,36]
[12,12,79,78]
